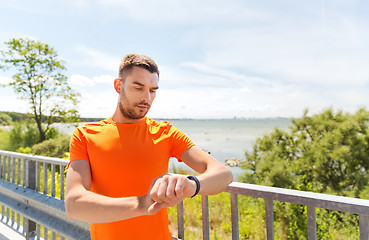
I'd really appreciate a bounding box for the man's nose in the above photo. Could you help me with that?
[141,90,151,102]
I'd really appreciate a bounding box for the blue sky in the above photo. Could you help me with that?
[0,0,368,119]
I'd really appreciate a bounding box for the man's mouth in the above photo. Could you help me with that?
[136,104,150,111]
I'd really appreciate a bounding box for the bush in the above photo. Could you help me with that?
[31,135,70,158]
[1,121,62,151]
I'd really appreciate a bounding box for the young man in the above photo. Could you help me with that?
[65,54,233,239]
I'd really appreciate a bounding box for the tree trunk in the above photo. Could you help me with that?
[35,116,46,142]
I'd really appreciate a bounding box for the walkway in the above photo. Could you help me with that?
[0,222,24,240]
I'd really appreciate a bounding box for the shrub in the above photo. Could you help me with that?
[32,135,70,158]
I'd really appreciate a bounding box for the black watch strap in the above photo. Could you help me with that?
[187,175,200,198]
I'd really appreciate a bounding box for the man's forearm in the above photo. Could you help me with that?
[196,163,233,196]
[65,189,147,223]
[179,146,234,196]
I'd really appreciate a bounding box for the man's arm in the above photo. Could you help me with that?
[180,146,233,195]
[150,146,233,206]
[65,160,161,223]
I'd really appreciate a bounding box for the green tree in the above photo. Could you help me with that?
[0,38,80,142]
[239,108,369,238]
[240,107,369,197]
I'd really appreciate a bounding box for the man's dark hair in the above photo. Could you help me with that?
[119,54,159,79]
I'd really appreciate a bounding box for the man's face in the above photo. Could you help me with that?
[118,66,159,121]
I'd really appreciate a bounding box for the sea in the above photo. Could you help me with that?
[54,118,291,180]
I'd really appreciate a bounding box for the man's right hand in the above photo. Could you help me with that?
[140,174,197,215]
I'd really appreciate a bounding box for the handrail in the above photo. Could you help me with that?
[226,182,369,215]
[1,150,369,240]
[224,182,369,239]
[0,180,90,239]
[0,150,86,240]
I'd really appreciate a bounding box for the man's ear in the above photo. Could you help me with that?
[114,78,121,94]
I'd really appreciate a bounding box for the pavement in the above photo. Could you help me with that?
[0,222,24,240]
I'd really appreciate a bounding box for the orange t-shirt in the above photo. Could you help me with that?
[69,117,194,240]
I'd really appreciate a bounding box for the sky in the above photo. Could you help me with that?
[0,0,368,119]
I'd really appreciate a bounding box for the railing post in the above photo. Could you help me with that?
[360,214,369,240]
[25,159,36,239]
[1,155,6,179]
[60,165,65,200]
[231,193,239,240]
[265,198,274,240]
[202,195,210,240]
[307,205,317,240]
[177,201,184,240]
[0,154,2,180]
[51,164,55,197]
[7,155,11,182]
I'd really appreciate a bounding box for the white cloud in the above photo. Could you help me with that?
[69,74,115,87]
[0,88,28,113]
[76,88,117,118]
[150,64,369,119]
[69,74,96,87]
[72,45,121,73]
[181,62,272,88]
[93,74,115,83]
[198,9,369,87]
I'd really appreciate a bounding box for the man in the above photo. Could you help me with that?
[65,54,233,239]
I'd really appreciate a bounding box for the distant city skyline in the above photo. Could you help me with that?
[1,0,368,119]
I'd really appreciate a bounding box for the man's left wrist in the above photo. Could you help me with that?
[187,175,200,198]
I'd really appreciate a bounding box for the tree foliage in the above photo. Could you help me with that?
[239,108,369,238]
[240,107,369,198]
[0,38,80,142]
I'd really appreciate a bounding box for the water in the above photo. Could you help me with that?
[54,118,291,180]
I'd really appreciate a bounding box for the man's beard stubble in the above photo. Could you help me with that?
[118,95,150,120]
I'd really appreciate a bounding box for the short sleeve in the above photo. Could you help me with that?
[69,127,90,166]
[169,126,195,162]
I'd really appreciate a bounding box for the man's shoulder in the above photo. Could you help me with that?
[72,118,113,135]
[146,118,180,134]
[146,117,172,127]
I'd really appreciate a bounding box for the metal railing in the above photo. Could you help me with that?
[1,150,369,240]
[0,150,89,240]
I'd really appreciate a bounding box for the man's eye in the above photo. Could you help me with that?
[135,87,142,91]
